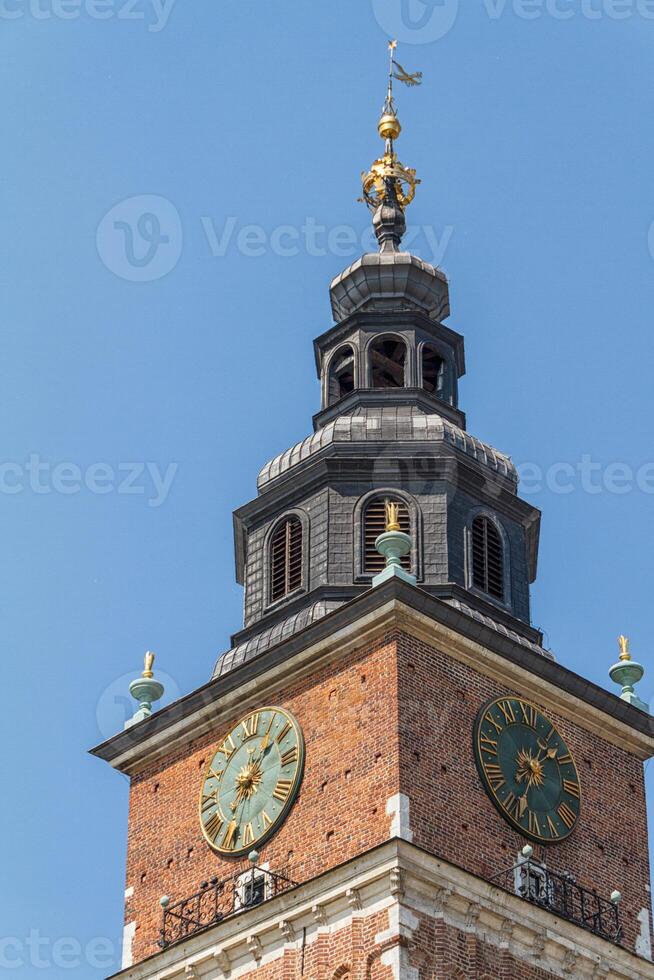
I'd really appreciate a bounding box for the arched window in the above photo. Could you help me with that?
[369,336,406,389]
[422,344,444,397]
[471,515,504,601]
[363,497,410,574]
[328,345,355,404]
[270,516,303,602]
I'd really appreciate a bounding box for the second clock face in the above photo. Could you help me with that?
[199,706,304,857]
[474,696,581,844]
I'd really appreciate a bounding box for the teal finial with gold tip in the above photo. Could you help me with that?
[609,635,649,714]
[372,500,417,588]
[125,651,165,729]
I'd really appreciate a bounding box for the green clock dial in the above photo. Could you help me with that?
[199,706,304,857]
[474,696,581,844]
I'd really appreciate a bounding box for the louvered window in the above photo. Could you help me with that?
[363,498,411,574]
[471,516,504,601]
[270,516,303,602]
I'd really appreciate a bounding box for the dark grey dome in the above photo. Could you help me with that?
[329,251,450,323]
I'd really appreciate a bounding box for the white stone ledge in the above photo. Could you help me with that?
[108,840,654,980]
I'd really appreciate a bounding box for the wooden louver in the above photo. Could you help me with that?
[471,515,504,601]
[270,516,303,602]
[363,498,411,575]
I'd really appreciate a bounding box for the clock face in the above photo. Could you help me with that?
[474,697,581,844]
[199,706,304,857]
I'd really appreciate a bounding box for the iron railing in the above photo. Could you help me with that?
[491,860,622,945]
[159,865,297,950]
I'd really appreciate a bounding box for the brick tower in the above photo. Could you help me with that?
[92,51,654,980]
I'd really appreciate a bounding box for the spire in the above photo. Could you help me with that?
[360,41,422,253]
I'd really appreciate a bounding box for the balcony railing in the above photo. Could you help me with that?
[159,865,298,950]
[491,859,622,946]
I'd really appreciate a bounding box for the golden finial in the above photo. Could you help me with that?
[378,41,402,141]
[618,636,631,662]
[143,650,156,678]
[361,41,422,214]
[385,499,401,533]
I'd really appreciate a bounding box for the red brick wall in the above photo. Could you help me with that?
[123,628,652,965]
[410,916,558,979]
[125,635,401,964]
[396,632,652,951]
[196,906,395,980]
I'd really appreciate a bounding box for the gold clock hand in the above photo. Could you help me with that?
[259,713,276,751]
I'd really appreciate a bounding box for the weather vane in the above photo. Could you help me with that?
[389,38,423,90]
[361,41,423,214]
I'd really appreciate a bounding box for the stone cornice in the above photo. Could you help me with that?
[107,839,654,980]
[311,388,466,432]
[89,580,653,776]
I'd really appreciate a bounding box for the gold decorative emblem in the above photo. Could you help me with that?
[385,499,401,532]
[360,41,422,211]
[618,634,631,661]
[361,154,420,210]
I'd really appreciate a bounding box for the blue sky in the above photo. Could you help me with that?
[2,1,654,975]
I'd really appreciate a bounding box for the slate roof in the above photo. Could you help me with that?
[257,405,518,491]
[329,250,450,323]
[212,592,553,679]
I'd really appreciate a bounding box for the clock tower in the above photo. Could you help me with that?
[92,51,654,980]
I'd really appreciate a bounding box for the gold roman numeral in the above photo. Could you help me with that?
[484,763,505,791]
[276,721,292,744]
[204,812,224,841]
[241,714,260,739]
[520,702,537,728]
[563,779,580,799]
[546,815,560,839]
[242,822,255,846]
[217,734,236,759]
[528,811,541,836]
[261,810,272,829]
[558,802,576,829]
[222,820,238,850]
[484,712,503,735]
[503,793,527,820]
[480,734,498,756]
[503,792,519,818]
[558,753,573,765]
[201,790,218,813]
[280,746,298,767]
[498,700,516,724]
[208,767,224,782]
[273,779,292,803]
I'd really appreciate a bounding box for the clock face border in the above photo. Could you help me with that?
[473,696,581,845]
[199,705,305,859]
